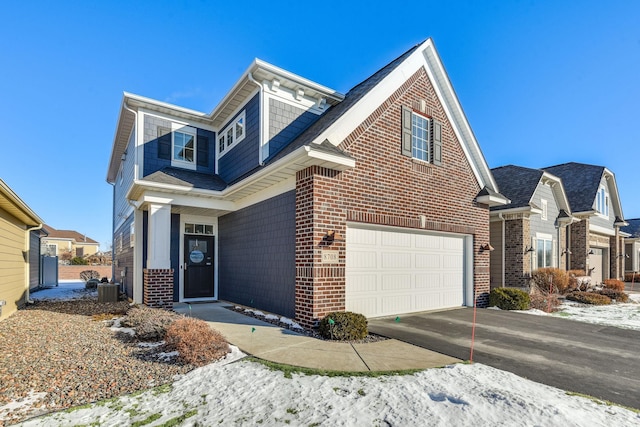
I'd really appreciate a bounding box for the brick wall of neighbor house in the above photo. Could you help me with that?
[503,216,531,287]
[219,191,296,318]
[610,231,623,280]
[294,67,491,327]
[143,268,174,309]
[570,219,589,272]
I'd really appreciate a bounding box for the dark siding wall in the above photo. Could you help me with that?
[29,231,41,290]
[114,216,134,298]
[218,190,296,317]
[268,98,319,158]
[143,114,216,177]
[218,93,260,183]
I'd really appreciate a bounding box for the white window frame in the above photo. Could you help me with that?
[535,233,554,269]
[541,199,548,221]
[218,110,246,157]
[411,112,430,162]
[171,124,197,170]
[596,185,609,217]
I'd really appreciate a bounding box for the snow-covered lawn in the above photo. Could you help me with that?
[15,283,640,426]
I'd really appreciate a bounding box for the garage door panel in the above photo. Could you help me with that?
[346,226,466,318]
[381,252,412,269]
[416,253,440,269]
[415,273,441,289]
[381,274,412,290]
[349,274,378,293]
[347,250,377,269]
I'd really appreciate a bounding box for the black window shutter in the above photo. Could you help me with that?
[157,127,171,160]
[401,106,412,157]
[432,120,442,165]
[197,135,209,167]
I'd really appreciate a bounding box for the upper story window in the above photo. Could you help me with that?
[172,126,196,169]
[401,105,442,166]
[596,186,609,217]
[218,110,246,156]
[411,112,430,162]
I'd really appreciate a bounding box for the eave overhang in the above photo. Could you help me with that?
[0,179,43,227]
[476,186,510,207]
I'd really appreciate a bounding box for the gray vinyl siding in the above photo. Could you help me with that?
[113,127,136,232]
[268,98,319,158]
[143,114,215,177]
[113,216,134,298]
[218,94,260,183]
[590,176,615,229]
[218,190,296,317]
[29,230,41,290]
[530,184,559,237]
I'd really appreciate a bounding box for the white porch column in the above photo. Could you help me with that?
[147,203,171,269]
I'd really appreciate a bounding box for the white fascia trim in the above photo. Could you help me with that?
[490,206,540,216]
[589,223,616,237]
[124,92,208,119]
[603,168,625,220]
[305,146,356,169]
[139,108,216,132]
[140,192,236,212]
[477,194,510,207]
[308,39,494,192]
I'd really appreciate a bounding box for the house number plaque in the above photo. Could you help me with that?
[321,250,339,264]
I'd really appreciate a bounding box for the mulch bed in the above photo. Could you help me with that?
[0,299,193,426]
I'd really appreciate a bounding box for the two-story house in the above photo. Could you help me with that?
[106,39,507,326]
[543,163,627,284]
[489,165,573,288]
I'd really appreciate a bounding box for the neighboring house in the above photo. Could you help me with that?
[489,166,573,288]
[0,179,44,321]
[621,219,640,274]
[41,225,100,258]
[106,39,507,327]
[543,162,627,284]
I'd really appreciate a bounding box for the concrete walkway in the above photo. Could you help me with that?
[174,302,459,372]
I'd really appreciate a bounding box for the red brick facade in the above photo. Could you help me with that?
[294,67,491,327]
[143,268,174,310]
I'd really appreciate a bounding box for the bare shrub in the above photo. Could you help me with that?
[531,268,570,294]
[165,317,229,366]
[598,288,629,303]
[529,292,561,312]
[566,292,611,305]
[121,305,183,341]
[603,279,625,291]
[624,272,639,283]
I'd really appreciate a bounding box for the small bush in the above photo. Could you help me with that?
[121,305,183,341]
[71,256,88,265]
[85,278,99,289]
[79,270,101,281]
[318,311,368,341]
[566,292,611,305]
[624,272,639,283]
[489,288,530,310]
[603,279,625,291]
[598,288,629,303]
[529,292,561,312]
[165,317,229,366]
[531,268,570,294]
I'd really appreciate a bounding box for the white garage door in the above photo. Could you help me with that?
[346,226,466,318]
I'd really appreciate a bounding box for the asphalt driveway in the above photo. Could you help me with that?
[368,308,640,409]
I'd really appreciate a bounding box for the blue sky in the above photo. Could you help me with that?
[1,1,638,250]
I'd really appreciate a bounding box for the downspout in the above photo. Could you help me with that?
[247,72,265,165]
[498,213,505,287]
[25,223,44,304]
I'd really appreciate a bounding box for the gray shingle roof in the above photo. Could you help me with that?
[144,167,228,191]
[490,165,543,211]
[542,162,604,213]
[622,218,640,238]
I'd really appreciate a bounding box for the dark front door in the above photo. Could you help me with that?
[184,235,214,298]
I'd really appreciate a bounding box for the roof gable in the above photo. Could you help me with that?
[288,38,499,194]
